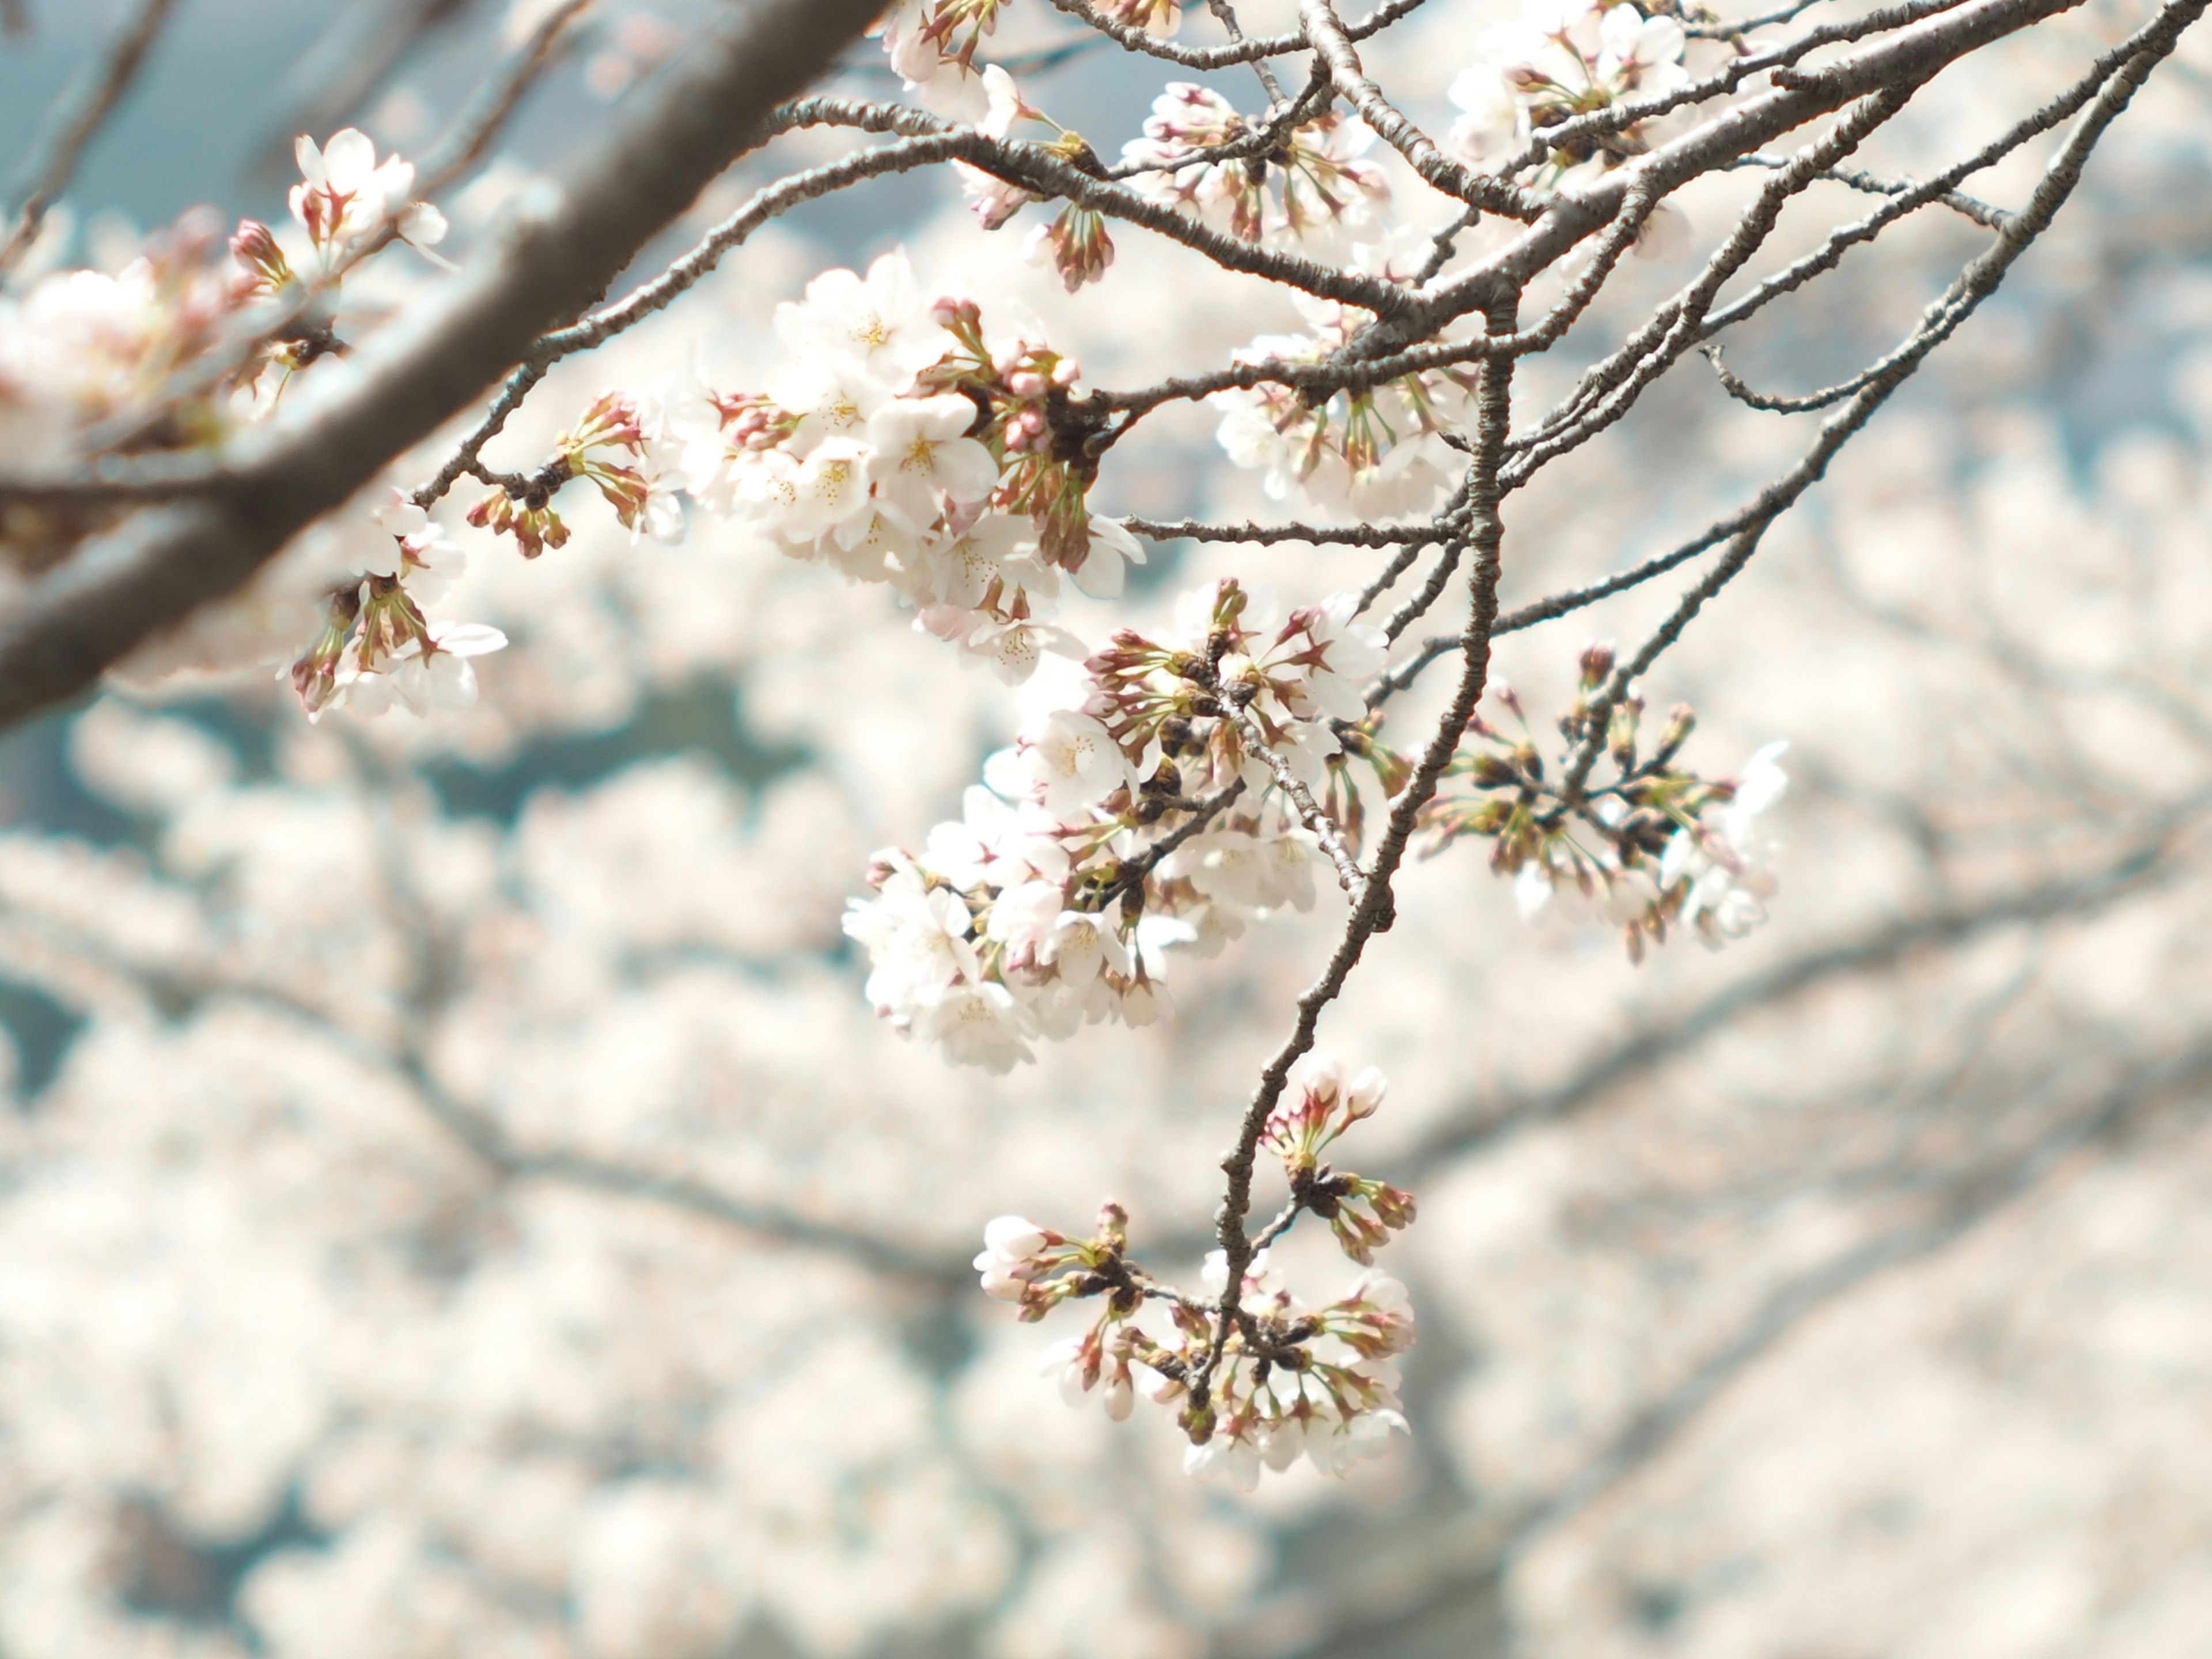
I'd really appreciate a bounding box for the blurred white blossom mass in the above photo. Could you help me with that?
[3,0,2212,1655]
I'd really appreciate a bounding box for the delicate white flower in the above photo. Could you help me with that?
[904,514,1044,611]
[290,128,445,259]
[992,711,1130,817]
[784,438,877,541]
[768,355,893,456]
[1184,1431,1262,1493]
[984,878,1065,960]
[923,786,1071,891]
[1068,515,1146,601]
[865,394,998,519]
[976,65,1029,140]
[367,491,468,604]
[1306,1406,1408,1472]
[1267,718,1342,794]
[915,978,1033,1071]
[773,252,950,388]
[973,1215,1050,1299]
[1661,740,1789,945]
[1041,909,1129,991]
[1159,828,1320,913]
[1277,593,1388,721]
[845,861,982,1025]
[956,162,1037,230]
[953,615,1086,687]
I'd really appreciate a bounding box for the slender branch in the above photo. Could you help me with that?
[415,0,596,196]
[1725,153,2011,230]
[0,0,177,279]
[1234,707,1367,899]
[1122,516,1453,547]
[1035,0,1430,70]
[1195,294,1519,1406]
[1298,0,1542,218]
[1555,0,2201,804]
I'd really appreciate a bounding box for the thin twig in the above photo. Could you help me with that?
[0,0,177,280]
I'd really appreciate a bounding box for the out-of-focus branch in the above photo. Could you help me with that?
[1407,819,2195,1171]
[415,0,596,197]
[0,0,177,280]
[0,0,885,733]
[252,0,476,183]
[1252,1032,2212,1659]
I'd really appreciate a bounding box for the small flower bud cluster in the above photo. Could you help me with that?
[842,577,1397,1070]
[1449,0,1692,176]
[974,1054,1416,1491]
[1260,1052,1415,1264]
[467,391,685,560]
[1213,291,1476,520]
[288,493,504,721]
[1122,85,1390,253]
[1418,640,1790,956]
[950,68,1119,293]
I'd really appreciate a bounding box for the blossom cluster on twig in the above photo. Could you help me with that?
[975,1051,1416,1490]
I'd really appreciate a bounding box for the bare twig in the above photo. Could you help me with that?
[0,0,176,280]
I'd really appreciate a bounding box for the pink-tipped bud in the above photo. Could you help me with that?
[1577,638,1616,690]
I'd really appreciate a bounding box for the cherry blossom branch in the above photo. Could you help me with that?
[1103,64,1333,182]
[1353,537,1440,615]
[1299,0,1544,218]
[1725,154,2011,230]
[1508,35,2137,463]
[1122,515,1453,546]
[1495,0,1977,180]
[1192,296,1518,1408]
[1233,707,1369,897]
[1551,0,2199,806]
[412,131,978,507]
[1501,85,1916,486]
[1418,0,2087,332]
[0,0,887,733]
[1036,0,1431,69]
[771,98,1414,313]
[0,0,177,279]
[1206,0,1291,102]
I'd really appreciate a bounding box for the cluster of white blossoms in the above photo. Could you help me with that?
[975,1052,1416,1490]
[1448,0,1693,175]
[843,575,1395,1071]
[672,252,1142,683]
[1213,282,1476,519]
[1421,642,1790,958]
[1122,82,1391,255]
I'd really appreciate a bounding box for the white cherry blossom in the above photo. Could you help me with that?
[773,252,950,388]
[865,394,998,519]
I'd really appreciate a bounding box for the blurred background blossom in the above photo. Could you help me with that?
[3,0,2212,1654]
